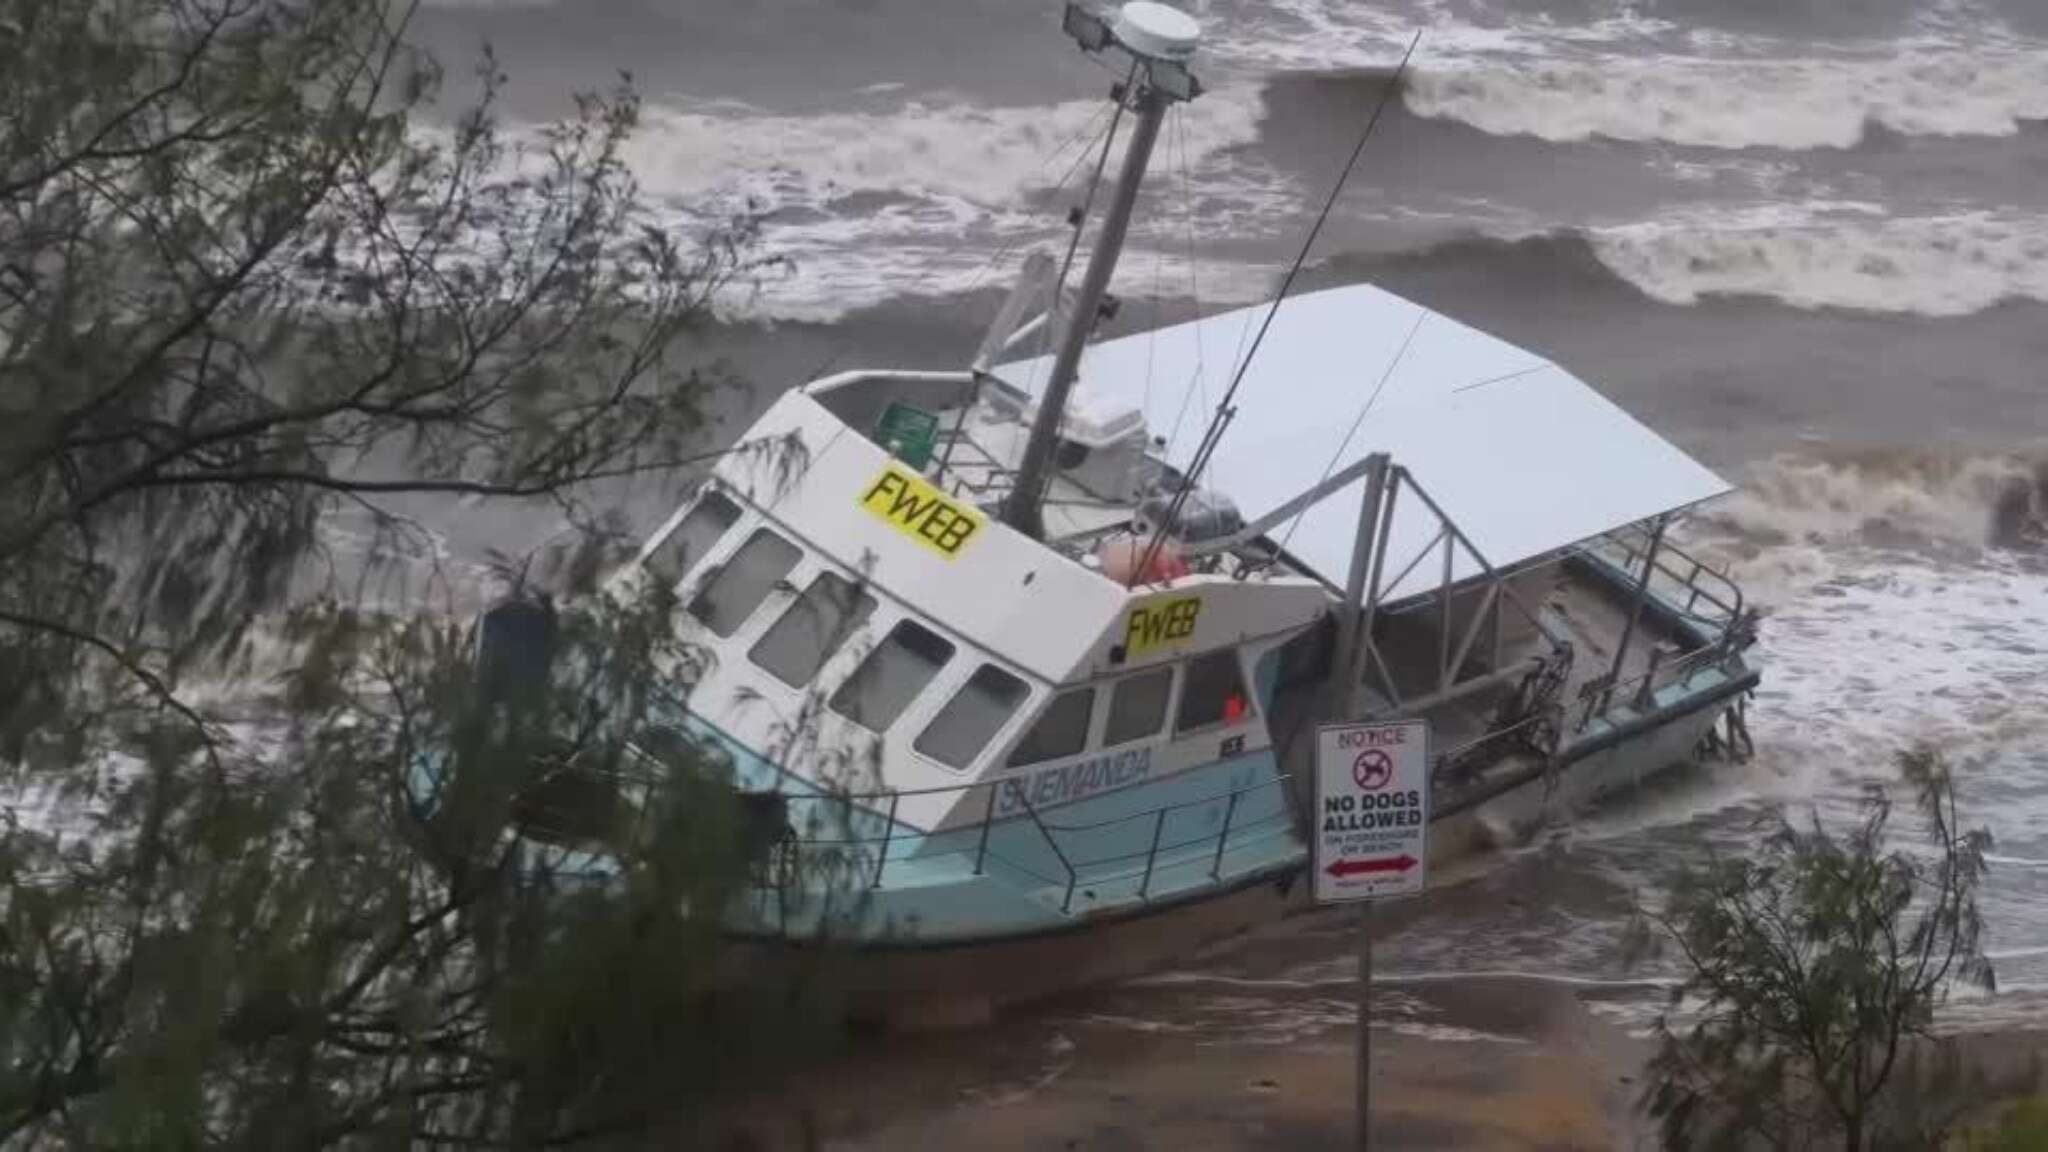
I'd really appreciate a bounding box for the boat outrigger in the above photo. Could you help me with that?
[486,1,1759,1022]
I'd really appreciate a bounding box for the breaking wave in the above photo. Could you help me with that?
[1695,447,2046,556]
[1318,208,2048,321]
[1587,205,2048,316]
[1676,447,2048,777]
[609,88,1282,320]
[1214,0,2048,150]
[1404,45,2048,151]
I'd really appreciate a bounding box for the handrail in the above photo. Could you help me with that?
[737,754,1291,808]
[763,774,1298,913]
[1003,783,1081,912]
[1033,772,1288,834]
[1575,634,1739,729]
[801,368,975,397]
[1435,707,1552,764]
[752,614,1748,908]
[1593,525,1743,626]
[758,798,1295,858]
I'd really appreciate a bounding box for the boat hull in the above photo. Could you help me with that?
[729,663,1753,1029]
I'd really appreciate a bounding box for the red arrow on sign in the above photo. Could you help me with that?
[1325,855,1419,879]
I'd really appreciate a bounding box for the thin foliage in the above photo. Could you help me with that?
[1634,747,2003,1151]
[0,0,833,1145]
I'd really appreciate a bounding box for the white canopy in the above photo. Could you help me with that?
[993,282,1729,602]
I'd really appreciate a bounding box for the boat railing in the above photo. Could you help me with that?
[1433,707,1557,782]
[1588,524,1744,630]
[768,769,1297,915]
[1434,611,1750,778]
[1573,628,1745,732]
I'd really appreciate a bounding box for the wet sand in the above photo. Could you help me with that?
[710,899,1650,1150]
[707,894,2048,1151]
[820,976,1648,1150]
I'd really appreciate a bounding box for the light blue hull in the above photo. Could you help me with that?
[712,546,1758,950]
[706,668,1754,948]
[697,711,1298,945]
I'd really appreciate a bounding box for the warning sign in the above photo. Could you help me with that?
[1314,719,1429,903]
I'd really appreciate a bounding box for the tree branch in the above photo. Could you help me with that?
[0,606,220,762]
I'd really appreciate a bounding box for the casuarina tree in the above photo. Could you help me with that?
[1636,747,2001,1151]
[0,0,831,1144]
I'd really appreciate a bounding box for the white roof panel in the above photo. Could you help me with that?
[994,283,1728,601]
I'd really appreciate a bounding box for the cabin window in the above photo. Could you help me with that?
[915,664,1029,770]
[1006,687,1094,766]
[644,491,740,587]
[687,528,801,637]
[748,571,877,688]
[1176,649,1252,734]
[1103,666,1173,746]
[830,619,955,733]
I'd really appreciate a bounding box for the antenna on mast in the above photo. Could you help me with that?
[1000,1,1204,540]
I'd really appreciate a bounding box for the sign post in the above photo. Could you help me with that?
[1315,718,1430,1152]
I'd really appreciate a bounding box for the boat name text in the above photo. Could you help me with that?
[858,463,984,559]
[997,747,1153,815]
[1124,594,1201,658]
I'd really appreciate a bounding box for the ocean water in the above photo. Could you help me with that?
[409,0,2048,1027]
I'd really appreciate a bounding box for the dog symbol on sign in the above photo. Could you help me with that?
[1353,749,1394,792]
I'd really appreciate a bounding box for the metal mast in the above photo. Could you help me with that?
[1000,2,1203,539]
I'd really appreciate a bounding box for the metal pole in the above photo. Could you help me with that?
[1330,454,1391,720]
[1001,85,1171,539]
[1358,904,1373,1152]
[972,783,998,875]
[1609,514,1669,684]
[1208,791,1240,881]
[872,792,899,888]
[1437,531,1454,690]
[1138,808,1168,899]
[1348,470,1401,704]
[1328,457,1391,1152]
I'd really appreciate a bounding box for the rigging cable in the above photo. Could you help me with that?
[1131,31,1422,585]
[1271,308,1426,561]
[1049,61,1142,342]
[802,97,1115,397]
[1161,101,1212,478]
[930,100,1123,477]
[1021,63,1141,515]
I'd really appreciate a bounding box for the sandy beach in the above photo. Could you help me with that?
[821,973,1649,1150]
[698,889,2048,1151]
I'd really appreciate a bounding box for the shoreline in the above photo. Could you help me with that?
[709,897,2048,1150]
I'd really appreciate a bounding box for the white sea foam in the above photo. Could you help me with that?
[1215,0,2048,150]
[610,85,1284,320]
[1523,453,2048,994]
[1678,453,2048,828]
[1209,0,1683,72]
[627,84,1268,214]
[1586,204,2048,317]
[1698,450,2036,551]
[722,212,1277,323]
[1406,45,2048,150]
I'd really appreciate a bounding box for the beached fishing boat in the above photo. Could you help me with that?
[482,1,1759,1021]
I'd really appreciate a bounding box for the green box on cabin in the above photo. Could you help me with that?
[874,401,940,470]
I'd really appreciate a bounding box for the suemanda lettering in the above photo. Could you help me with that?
[996,747,1153,815]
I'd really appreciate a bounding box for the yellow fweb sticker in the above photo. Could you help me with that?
[858,462,984,559]
[1123,594,1202,658]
